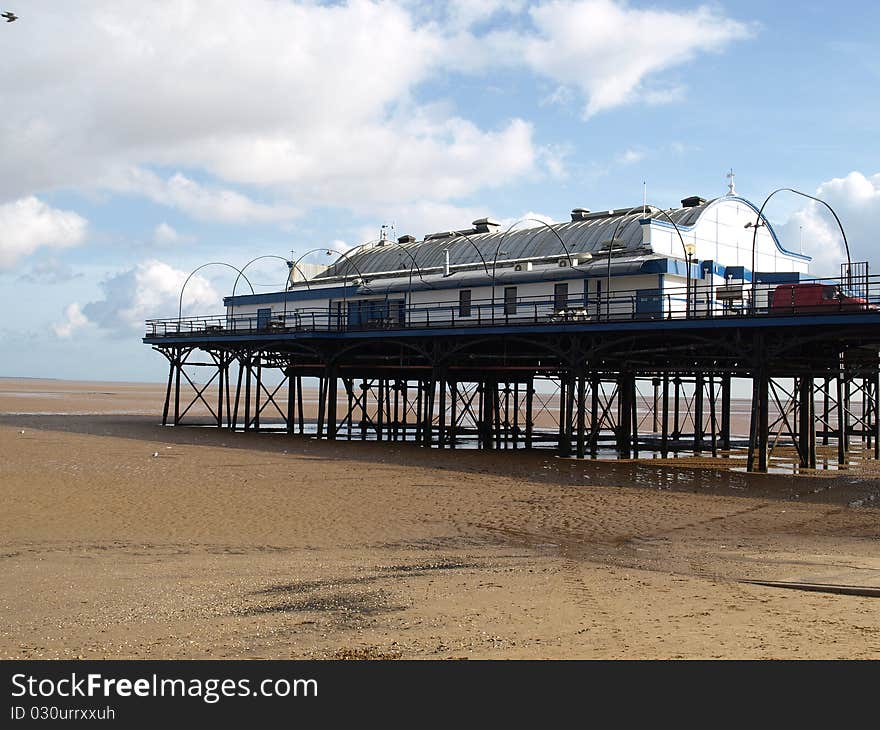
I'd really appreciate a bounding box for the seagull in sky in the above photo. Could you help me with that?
[2,11,17,23]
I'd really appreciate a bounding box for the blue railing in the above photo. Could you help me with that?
[144,274,880,338]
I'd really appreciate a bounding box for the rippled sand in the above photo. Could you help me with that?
[1,378,879,659]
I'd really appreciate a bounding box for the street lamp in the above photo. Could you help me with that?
[322,247,371,328]
[604,204,691,320]
[230,254,309,328]
[684,241,697,317]
[177,261,254,326]
[745,187,851,314]
[327,238,431,326]
[491,217,583,319]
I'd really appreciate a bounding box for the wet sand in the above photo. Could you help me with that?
[1,378,879,659]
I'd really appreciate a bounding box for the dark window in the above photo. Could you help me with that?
[554,282,569,311]
[459,289,472,318]
[257,307,272,329]
[504,286,517,315]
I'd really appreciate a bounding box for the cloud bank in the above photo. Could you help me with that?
[1,0,753,218]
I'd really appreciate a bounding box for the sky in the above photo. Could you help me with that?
[1,0,879,382]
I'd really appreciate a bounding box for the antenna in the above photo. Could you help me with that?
[726,168,737,196]
[642,181,647,214]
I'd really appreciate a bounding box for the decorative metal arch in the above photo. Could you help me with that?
[748,188,851,311]
[178,262,255,322]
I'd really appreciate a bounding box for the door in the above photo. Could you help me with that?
[256,307,272,329]
[504,287,517,316]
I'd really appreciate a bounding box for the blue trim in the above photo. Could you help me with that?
[725,265,746,281]
[224,285,359,307]
[755,271,801,284]
[649,196,812,262]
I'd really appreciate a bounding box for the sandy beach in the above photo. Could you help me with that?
[1,377,879,659]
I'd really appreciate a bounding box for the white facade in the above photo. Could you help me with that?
[224,196,811,328]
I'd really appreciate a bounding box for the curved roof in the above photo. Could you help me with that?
[315,201,713,281]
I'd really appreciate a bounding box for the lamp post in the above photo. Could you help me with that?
[490,218,583,320]
[323,247,371,329]
[684,241,697,317]
[230,254,312,328]
[445,230,491,278]
[604,204,691,320]
[745,187,851,314]
[604,205,649,320]
[374,238,431,319]
[326,239,430,326]
[177,261,255,327]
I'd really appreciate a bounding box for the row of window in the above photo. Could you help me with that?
[458,283,574,317]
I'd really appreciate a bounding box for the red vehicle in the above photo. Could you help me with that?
[769,283,876,313]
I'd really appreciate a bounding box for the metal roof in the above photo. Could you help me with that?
[314,200,714,281]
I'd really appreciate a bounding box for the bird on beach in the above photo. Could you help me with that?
[2,12,17,23]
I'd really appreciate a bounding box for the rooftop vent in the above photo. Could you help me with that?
[570,208,591,221]
[580,206,655,221]
[397,234,416,244]
[424,230,455,241]
[681,196,706,208]
[471,217,501,234]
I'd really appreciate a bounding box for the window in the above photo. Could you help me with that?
[504,286,517,315]
[459,289,472,318]
[554,282,569,312]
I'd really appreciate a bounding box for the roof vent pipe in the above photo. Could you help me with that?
[444,248,451,277]
[571,208,591,221]
[471,217,501,234]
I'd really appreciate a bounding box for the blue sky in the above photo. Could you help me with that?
[1,0,879,381]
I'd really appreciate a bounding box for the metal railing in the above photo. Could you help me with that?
[145,273,880,338]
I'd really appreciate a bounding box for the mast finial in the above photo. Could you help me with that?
[726,168,737,196]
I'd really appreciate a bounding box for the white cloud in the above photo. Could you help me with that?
[496,212,558,231]
[152,222,193,247]
[19,257,83,284]
[52,303,90,339]
[0,1,540,214]
[0,197,88,269]
[80,259,220,333]
[521,0,754,118]
[0,0,750,222]
[109,168,299,224]
[617,148,645,165]
[779,171,880,276]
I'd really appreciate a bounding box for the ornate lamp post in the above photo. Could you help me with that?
[604,204,691,320]
[684,241,697,317]
[745,187,851,313]
[177,261,254,327]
